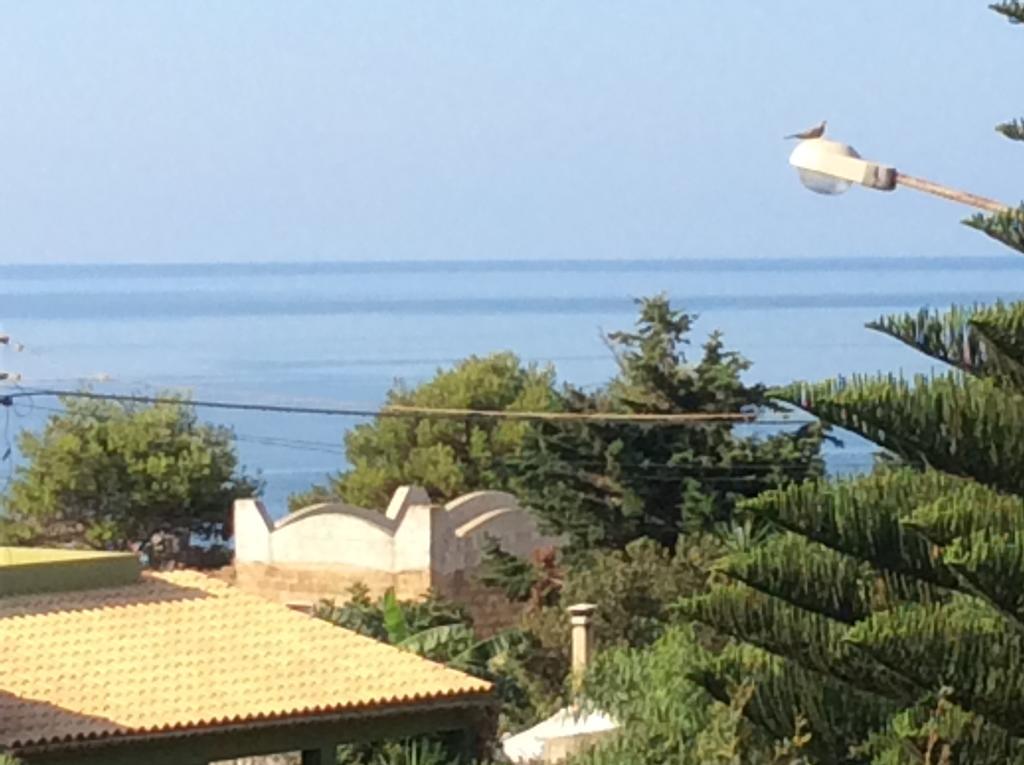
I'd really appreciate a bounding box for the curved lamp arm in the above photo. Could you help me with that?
[789,138,1010,212]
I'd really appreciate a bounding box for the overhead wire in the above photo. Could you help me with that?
[17,400,349,458]
[0,386,827,485]
[1,387,818,426]
[233,435,346,456]
[0,390,837,487]
[1,401,827,469]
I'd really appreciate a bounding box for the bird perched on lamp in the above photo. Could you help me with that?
[785,120,826,140]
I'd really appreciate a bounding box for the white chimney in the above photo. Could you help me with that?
[568,603,597,678]
[502,602,618,764]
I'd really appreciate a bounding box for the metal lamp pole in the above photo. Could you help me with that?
[893,172,1007,214]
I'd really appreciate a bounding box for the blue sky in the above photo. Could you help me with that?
[1,2,1021,264]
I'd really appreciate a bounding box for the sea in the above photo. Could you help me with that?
[3,255,1024,518]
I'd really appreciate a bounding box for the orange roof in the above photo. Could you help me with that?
[0,571,491,751]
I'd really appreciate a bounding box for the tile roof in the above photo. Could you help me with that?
[0,571,492,751]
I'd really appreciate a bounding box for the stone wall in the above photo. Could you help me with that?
[440,569,533,638]
[232,487,561,633]
[233,561,432,607]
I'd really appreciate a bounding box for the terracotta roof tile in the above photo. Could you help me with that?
[0,571,491,750]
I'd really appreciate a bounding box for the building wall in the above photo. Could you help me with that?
[232,487,561,632]
[232,562,434,605]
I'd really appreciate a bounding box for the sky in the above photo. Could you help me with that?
[1,2,1022,265]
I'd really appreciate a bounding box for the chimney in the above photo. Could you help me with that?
[568,603,597,680]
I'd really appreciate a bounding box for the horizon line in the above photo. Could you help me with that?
[1,253,1021,272]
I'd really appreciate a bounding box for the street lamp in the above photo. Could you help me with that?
[788,138,1009,213]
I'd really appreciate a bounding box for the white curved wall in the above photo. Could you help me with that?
[233,486,561,578]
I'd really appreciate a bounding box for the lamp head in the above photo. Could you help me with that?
[789,139,859,195]
[788,137,896,195]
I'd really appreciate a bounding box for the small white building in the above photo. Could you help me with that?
[502,604,619,763]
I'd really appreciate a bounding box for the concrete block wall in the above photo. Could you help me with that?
[232,487,562,630]
[439,569,532,637]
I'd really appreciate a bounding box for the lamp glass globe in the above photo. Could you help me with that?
[797,168,852,195]
[789,138,862,195]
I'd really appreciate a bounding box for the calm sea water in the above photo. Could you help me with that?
[3,255,1023,516]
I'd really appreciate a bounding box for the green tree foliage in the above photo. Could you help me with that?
[314,582,471,642]
[514,295,825,551]
[519,537,714,655]
[477,536,551,605]
[478,537,718,728]
[570,626,813,765]
[364,739,449,765]
[0,393,260,567]
[682,8,1024,761]
[571,625,716,764]
[318,587,514,764]
[337,734,488,765]
[991,0,1024,25]
[315,585,531,732]
[289,353,559,510]
[996,118,1024,142]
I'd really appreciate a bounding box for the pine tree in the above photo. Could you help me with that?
[514,295,824,552]
[680,7,1024,763]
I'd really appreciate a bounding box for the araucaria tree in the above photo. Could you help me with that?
[0,394,260,567]
[515,295,824,551]
[682,4,1024,762]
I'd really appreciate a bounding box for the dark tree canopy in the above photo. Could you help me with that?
[0,394,260,567]
[513,295,824,551]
